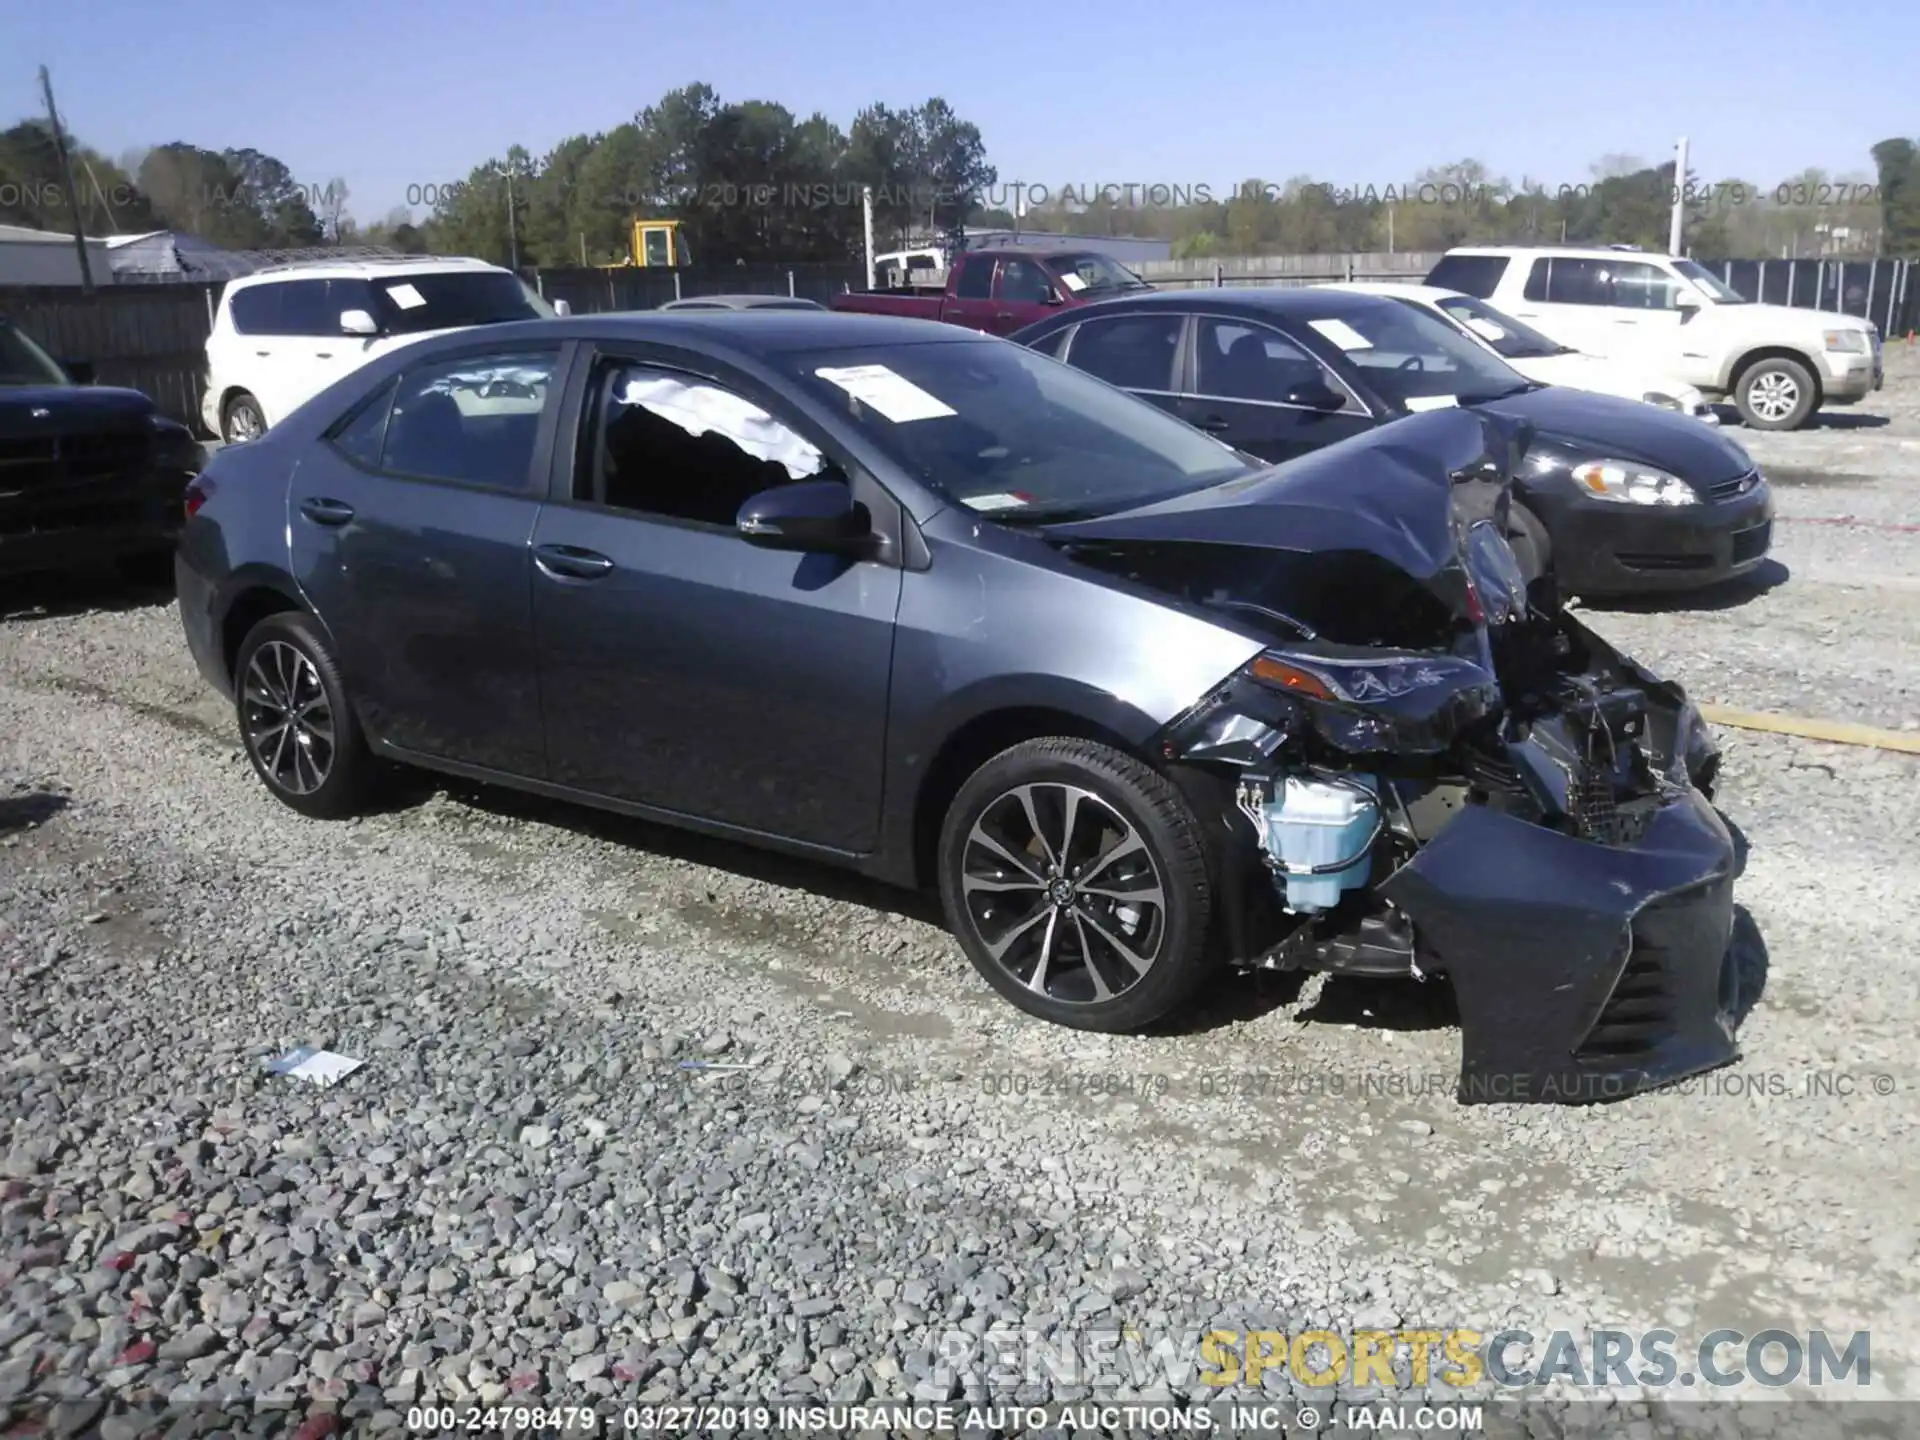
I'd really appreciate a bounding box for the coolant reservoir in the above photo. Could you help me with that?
[1263,776,1380,913]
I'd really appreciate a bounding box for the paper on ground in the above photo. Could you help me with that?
[814,365,956,423]
[1308,318,1373,351]
[265,1046,365,1087]
[384,283,427,311]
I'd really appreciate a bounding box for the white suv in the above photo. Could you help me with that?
[1426,246,1882,430]
[201,256,562,442]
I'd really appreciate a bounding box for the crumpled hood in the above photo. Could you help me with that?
[1045,407,1522,582]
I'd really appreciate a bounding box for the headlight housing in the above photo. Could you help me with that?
[1824,329,1869,354]
[1570,459,1699,506]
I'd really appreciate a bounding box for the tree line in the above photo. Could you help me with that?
[4,85,1918,266]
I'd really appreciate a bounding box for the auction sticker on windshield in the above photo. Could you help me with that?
[1059,272,1087,291]
[1308,318,1373,350]
[815,365,958,422]
[385,283,427,310]
[1404,395,1460,411]
[966,492,1033,511]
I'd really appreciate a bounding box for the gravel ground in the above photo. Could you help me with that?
[4,354,1919,1437]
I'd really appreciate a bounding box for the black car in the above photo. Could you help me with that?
[176,312,1745,1102]
[1,317,205,580]
[1010,288,1775,596]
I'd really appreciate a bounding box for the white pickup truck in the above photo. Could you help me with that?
[1425,245,1883,430]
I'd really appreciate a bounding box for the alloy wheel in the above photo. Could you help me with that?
[959,782,1167,1005]
[1747,372,1799,423]
[227,404,264,442]
[242,640,335,795]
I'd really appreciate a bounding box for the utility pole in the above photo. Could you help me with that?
[862,185,875,289]
[503,162,521,271]
[1669,136,1689,256]
[38,66,95,293]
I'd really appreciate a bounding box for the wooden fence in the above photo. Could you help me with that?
[6,254,1916,435]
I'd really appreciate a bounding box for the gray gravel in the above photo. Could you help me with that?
[4,355,1919,1435]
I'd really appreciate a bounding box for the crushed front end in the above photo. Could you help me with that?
[1069,411,1743,1103]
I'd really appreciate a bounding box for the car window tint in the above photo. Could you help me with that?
[999,258,1051,303]
[1610,261,1682,309]
[1195,318,1335,403]
[326,377,398,467]
[273,280,335,336]
[1527,258,1614,306]
[1064,314,1180,390]
[953,258,994,300]
[1425,254,1509,299]
[588,364,833,527]
[1027,325,1073,359]
[378,349,559,490]
[228,284,281,336]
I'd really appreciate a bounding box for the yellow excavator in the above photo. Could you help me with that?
[598,219,692,269]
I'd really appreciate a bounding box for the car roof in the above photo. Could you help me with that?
[380,311,999,358]
[661,294,824,309]
[227,255,510,287]
[1040,286,1417,323]
[1441,244,1662,260]
[1319,281,1463,305]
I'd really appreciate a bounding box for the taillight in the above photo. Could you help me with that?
[184,480,213,518]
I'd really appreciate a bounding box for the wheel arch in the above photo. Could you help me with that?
[218,574,317,689]
[1725,345,1822,403]
[907,703,1155,891]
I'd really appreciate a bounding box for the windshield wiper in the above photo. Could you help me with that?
[1458,382,1539,403]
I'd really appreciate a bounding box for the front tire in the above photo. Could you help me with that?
[222,391,267,444]
[1506,502,1551,587]
[233,611,375,819]
[936,737,1214,1032]
[1734,357,1817,431]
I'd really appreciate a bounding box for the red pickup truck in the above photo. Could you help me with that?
[829,248,1154,336]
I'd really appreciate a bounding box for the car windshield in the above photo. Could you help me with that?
[1672,259,1748,304]
[1046,252,1152,297]
[784,339,1250,521]
[0,321,70,386]
[371,271,554,336]
[1432,295,1571,359]
[1305,302,1535,409]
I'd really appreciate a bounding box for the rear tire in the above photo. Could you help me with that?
[1734,357,1817,431]
[222,391,267,444]
[233,611,375,819]
[936,737,1214,1033]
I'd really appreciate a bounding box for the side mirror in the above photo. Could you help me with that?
[1284,378,1346,411]
[1672,289,1702,311]
[1043,291,1065,305]
[553,299,572,317]
[339,309,379,336]
[736,477,871,553]
[63,358,96,385]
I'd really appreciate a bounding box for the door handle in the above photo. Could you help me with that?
[1194,414,1231,432]
[298,497,355,526]
[534,544,614,580]
[254,350,272,357]
[315,351,333,359]
[995,311,1016,321]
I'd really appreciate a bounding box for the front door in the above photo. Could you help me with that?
[991,255,1059,335]
[286,343,563,776]
[529,353,902,853]
[1178,316,1374,464]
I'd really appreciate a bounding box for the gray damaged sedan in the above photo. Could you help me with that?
[176,312,1746,1103]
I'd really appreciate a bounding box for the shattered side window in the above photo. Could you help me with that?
[590,365,832,527]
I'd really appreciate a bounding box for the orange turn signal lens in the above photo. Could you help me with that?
[1249,657,1336,700]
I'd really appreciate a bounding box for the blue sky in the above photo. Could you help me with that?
[7,0,1914,225]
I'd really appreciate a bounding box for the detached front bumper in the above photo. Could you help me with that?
[1381,784,1740,1104]
[1541,481,1775,595]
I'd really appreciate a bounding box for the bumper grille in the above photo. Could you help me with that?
[1706,470,1761,502]
[0,429,152,490]
[1730,521,1771,564]
[1568,768,1657,847]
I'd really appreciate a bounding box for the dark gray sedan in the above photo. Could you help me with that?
[175,312,1746,1102]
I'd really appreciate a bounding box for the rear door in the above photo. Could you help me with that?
[287,342,566,776]
[1056,311,1186,418]
[1177,315,1374,463]
[526,347,903,852]
[941,255,1001,331]
[1511,257,1615,355]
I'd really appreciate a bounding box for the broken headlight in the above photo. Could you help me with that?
[1243,649,1502,756]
